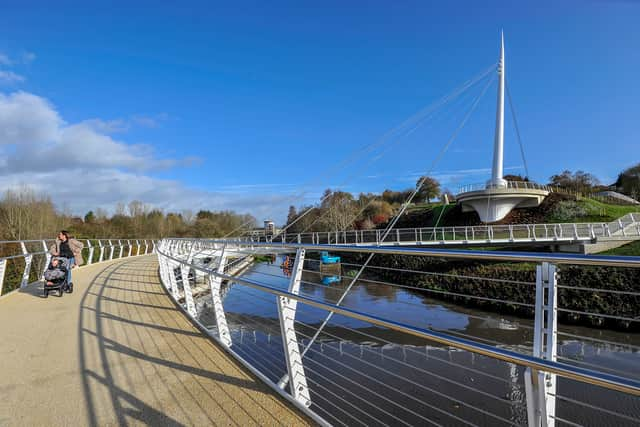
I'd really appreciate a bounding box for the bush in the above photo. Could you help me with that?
[550,201,588,222]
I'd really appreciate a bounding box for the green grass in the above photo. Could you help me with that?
[598,240,640,256]
[575,198,640,222]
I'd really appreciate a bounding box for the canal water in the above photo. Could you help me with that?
[194,256,640,426]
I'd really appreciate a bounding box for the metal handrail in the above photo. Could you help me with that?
[154,237,640,427]
[163,239,640,267]
[0,238,158,296]
[244,214,640,247]
[157,246,640,397]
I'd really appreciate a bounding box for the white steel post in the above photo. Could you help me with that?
[20,242,32,288]
[208,248,232,347]
[42,240,52,279]
[118,240,123,258]
[108,240,114,260]
[136,240,140,256]
[525,262,557,427]
[127,240,132,257]
[0,259,6,296]
[98,241,104,263]
[144,240,149,254]
[277,248,311,407]
[180,242,197,318]
[87,240,94,265]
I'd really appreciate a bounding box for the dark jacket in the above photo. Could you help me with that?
[49,238,84,266]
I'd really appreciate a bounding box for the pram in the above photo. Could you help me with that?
[43,257,71,298]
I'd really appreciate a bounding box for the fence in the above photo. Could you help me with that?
[156,238,640,426]
[0,238,157,296]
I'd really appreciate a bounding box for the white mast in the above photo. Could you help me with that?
[489,30,507,188]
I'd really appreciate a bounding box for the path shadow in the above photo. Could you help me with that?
[77,257,280,427]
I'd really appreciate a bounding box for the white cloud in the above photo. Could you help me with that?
[0,54,11,65]
[0,89,290,221]
[0,91,188,173]
[0,71,26,84]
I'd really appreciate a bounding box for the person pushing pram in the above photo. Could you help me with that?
[49,230,84,292]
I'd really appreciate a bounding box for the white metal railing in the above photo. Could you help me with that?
[248,213,640,247]
[156,238,640,427]
[457,180,553,194]
[0,238,157,296]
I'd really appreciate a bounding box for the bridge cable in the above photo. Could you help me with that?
[506,79,529,179]
[273,63,498,237]
[278,71,496,384]
[280,67,496,237]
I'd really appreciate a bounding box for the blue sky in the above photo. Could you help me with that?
[0,1,638,223]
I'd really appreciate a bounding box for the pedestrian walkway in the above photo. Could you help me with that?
[0,255,311,426]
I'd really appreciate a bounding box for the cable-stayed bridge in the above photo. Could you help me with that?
[1,237,639,426]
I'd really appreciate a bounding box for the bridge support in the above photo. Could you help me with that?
[277,248,311,407]
[180,242,198,318]
[0,259,6,296]
[108,240,115,260]
[208,248,232,347]
[87,240,94,265]
[20,242,32,288]
[41,240,51,280]
[118,240,123,258]
[525,262,557,427]
[98,241,104,263]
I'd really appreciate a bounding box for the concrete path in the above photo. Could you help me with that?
[0,255,312,427]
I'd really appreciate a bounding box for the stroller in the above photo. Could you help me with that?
[43,257,71,298]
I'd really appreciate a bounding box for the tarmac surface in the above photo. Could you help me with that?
[0,255,312,426]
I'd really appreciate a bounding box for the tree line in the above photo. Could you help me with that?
[285,163,640,233]
[0,187,256,241]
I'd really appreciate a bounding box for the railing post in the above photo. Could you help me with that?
[525,262,557,427]
[108,240,115,260]
[0,259,6,296]
[20,242,32,288]
[277,248,311,407]
[208,247,232,348]
[98,240,105,263]
[118,240,124,258]
[180,242,198,318]
[41,240,51,279]
[86,240,94,265]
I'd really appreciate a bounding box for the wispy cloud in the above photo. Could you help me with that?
[0,70,25,84]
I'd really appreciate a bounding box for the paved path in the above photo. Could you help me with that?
[0,255,312,427]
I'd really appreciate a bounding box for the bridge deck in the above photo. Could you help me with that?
[0,255,311,426]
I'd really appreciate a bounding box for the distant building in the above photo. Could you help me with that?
[264,220,276,235]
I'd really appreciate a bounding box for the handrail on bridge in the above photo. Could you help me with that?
[0,238,157,296]
[155,238,640,426]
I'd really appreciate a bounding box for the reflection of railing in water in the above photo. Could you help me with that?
[157,238,640,426]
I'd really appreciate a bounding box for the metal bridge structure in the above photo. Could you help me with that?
[250,213,640,250]
[1,236,640,425]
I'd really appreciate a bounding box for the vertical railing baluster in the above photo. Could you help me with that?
[525,262,557,427]
[208,247,231,348]
[42,240,51,279]
[277,248,311,407]
[0,259,7,296]
[20,242,32,288]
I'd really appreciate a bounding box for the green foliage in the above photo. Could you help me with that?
[615,163,640,200]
